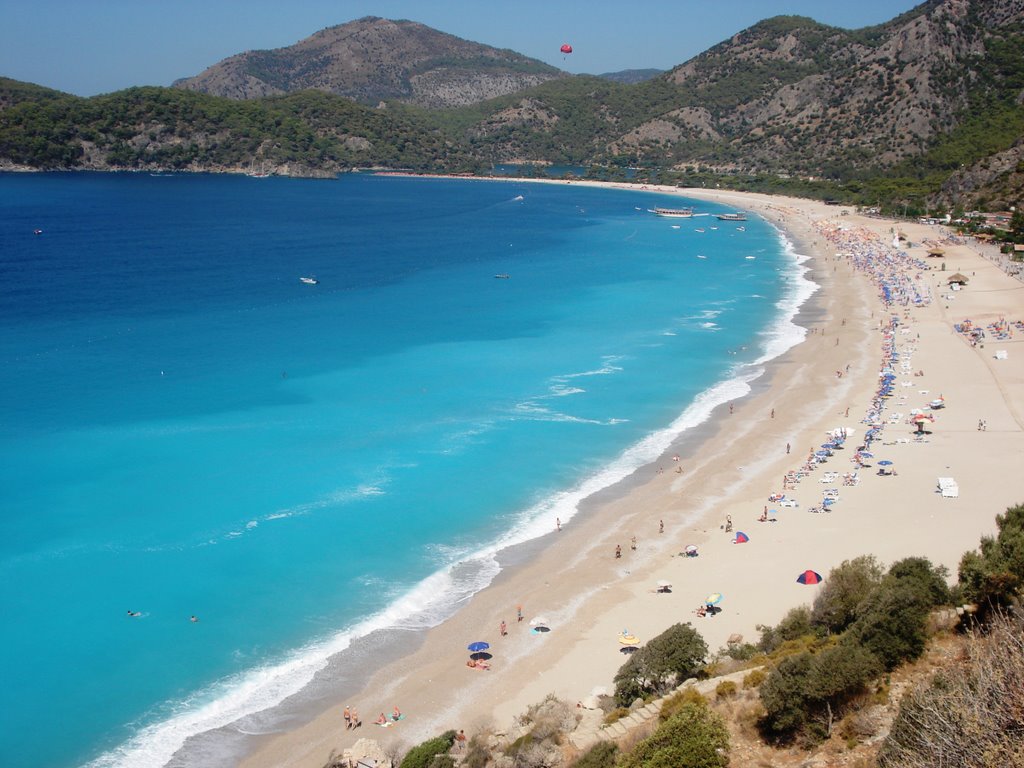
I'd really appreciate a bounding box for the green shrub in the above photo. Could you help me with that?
[398,731,456,768]
[758,652,815,739]
[759,643,881,744]
[722,642,759,661]
[886,557,950,607]
[958,502,1024,621]
[811,555,884,634]
[757,606,816,653]
[614,623,708,706]
[807,645,881,705]
[844,558,948,671]
[618,699,729,768]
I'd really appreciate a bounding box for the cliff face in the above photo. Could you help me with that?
[173,16,565,108]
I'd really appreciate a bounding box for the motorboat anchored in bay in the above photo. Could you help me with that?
[650,207,694,218]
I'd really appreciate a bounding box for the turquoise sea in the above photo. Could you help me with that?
[0,173,814,767]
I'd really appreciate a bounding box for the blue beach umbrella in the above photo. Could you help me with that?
[467,641,490,653]
[878,460,893,466]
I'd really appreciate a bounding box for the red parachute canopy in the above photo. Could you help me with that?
[560,44,573,54]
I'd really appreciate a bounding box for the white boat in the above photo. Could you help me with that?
[248,161,270,178]
[300,276,318,285]
[715,212,747,221]
[650,207,694,218]
[494,273,511,279]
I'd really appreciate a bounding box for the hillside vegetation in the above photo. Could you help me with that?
[4,0,1024,211]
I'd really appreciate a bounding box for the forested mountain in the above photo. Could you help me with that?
[3,0,1024,212]
[174,16,565,109]
[595,69,663,84]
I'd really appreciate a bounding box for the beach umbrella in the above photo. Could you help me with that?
[858,451,874,459]
[467,641,490,653]
[684,544,699,556]
[878,460,893,466]
[797,570,823,585]
[705,592,723,606]
[733,531,749,544]
[619,632,640,646]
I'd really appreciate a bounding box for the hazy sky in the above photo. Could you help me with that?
[2,0,923,96]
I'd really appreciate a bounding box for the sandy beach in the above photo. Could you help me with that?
[240,185,1024,768]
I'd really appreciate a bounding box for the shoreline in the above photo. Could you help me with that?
[229,182,1024,768]
[178,181,823,767]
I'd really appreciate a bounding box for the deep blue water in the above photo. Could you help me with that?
[0,173,811,768]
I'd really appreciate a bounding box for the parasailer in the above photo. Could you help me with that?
[560,43,573,55]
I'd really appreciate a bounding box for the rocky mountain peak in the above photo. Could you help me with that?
[173,16,565,108]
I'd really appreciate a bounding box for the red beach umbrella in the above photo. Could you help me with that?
[796,570,823,585]
[733,531,749,543]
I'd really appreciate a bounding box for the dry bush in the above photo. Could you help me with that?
[523,695,578,742]
[733,698,766,740]
[657,687,706,722]
[462,734,491,768]
[839,706,884,740]
[743,668,767,689]
[602,707,629,725]
[878,614,1024,768]
[715,680,738,700]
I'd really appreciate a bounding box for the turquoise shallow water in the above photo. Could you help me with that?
[0,173,811,767]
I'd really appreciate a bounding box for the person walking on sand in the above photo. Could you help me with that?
[659,519,664,534]
[615,544,622,559]
[517,605,523,622]
[556,517,561,531]
[343,706,352,729]
[786,442,791,454]
[500,620,507,636]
